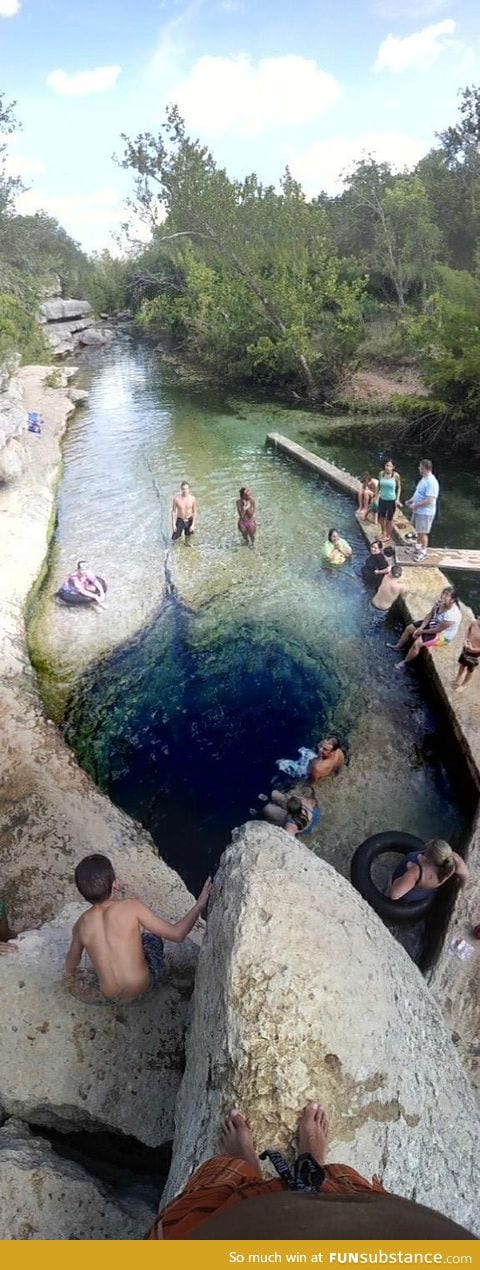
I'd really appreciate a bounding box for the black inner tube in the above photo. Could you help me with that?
[350,832,434,925]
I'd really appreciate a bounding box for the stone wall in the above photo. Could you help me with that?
[39,296,113,357]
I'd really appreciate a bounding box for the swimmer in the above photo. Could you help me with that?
[387,839,468,904]
[172,481,197,540]
[321,529,352,567]
[372,564,405,612]
[60,561,107,606]
[236,487,257,547]
[262,788,321,837]
[308,738,345,782]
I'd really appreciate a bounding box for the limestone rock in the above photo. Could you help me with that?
[0,437,25,483]
[0,903,197,1145]
[164,823,480,1235]
[79,326,113,347]
[68,387,89,405]
[0,1120,155,1239]
[40,298,91,323]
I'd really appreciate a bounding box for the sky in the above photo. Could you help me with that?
[0,0,479,254]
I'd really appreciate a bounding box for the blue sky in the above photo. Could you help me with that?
[0,0,479,252]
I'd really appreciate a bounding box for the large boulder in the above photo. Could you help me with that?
[164,823,480,1235]
[0,436,25,483]
[0,903,197,1146]
[40,298,92,323]
[0,1119,155,1239]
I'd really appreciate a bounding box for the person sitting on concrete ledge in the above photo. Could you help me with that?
[357,472,379,521]
[388,586,462,671]
[144,1102,474,1240]
[308,737,345,782]
[65,853,212,1002]
[372,564,406,612]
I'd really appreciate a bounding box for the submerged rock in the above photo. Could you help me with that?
[0,904,197,1146]
[0,1119,155,1239]
[164,822,479,1234]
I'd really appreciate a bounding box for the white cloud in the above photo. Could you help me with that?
[289,132,426,197]
[0,0,21,16]
[374,18,457,73]
[3,133,46,179]
[46,65,121,97]
[172,54,341,136]
[16,186,124,250]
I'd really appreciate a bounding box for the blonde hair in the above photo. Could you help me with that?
[424,838,455,880]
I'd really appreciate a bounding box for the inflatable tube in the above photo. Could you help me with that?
[350,832,434,925]
[56,576,107,607]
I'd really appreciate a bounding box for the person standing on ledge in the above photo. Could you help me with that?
[454,615,480,692]
[172,481,197,541]
[405,458,439,561]
[377,459,401,543]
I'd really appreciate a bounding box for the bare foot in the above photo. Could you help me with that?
[386,642,400,651]
[394,661,406,671]
[297,1102,329,1166]
[220,1109,262,1173]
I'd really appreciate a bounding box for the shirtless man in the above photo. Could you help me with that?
[65,853,212,1001]
[372,564,405,612]
[172,481,197,540]
[454,616,480,692]
[308,738,344,782]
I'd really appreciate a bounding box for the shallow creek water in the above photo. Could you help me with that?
[29,342,471,921]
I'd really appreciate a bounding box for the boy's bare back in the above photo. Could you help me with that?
[71,900,152,1001]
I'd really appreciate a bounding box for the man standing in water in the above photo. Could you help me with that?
[172,481,197,540]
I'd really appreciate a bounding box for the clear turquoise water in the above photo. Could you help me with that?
[31,342,472,918]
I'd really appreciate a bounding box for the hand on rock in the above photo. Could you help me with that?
[198,877,213,910]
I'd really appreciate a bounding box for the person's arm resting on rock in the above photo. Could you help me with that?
[134,878,212,943]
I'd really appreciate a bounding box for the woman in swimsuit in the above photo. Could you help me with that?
[237,487,257,548]
[388,838,468,905]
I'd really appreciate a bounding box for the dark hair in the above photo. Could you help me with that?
[240,486,252,499]
[420,458,433,472]
[384,458,395,468]
[75,854,115,903]
[77,559,87,570]
[286,796,310,831]
[371,538,383,550]
[362,471,371,483]
[180,480,189,489]
[328,528,339,543]
[391,564,403,578]
[442,586,458,603]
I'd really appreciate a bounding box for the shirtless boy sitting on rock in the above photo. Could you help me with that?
[65,854,212,1002]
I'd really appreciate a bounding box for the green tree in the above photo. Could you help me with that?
[119,109,364,398]
[342,163,441,307]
